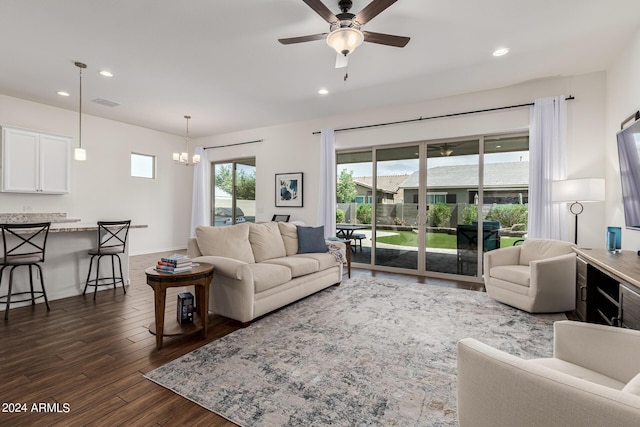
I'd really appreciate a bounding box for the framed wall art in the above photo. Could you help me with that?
[275,172,303,207]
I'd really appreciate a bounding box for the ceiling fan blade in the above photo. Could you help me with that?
[302,0,338,23]
[278,33,328,45]
[335,53,348,68]
[355,0,397,25]
[363,31,410,47]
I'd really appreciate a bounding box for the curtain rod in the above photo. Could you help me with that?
[203,139,263,150]
[312,96,575,135]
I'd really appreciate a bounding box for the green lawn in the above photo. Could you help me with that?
[375,230,521,248]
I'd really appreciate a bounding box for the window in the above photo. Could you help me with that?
[427,193,447,204]
[131,153,155,178]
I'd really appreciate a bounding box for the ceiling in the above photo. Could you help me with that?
[2,0,640,138]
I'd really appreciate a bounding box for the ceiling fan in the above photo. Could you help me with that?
[278,0,410,68]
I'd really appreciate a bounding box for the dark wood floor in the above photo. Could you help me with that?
[0,252,481,426]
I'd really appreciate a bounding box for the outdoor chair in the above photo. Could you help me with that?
[456,223,501,274]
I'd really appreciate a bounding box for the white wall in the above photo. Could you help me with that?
[0,94,193,255]
[1,69,610,255]
[606,26,640,252]
[199,72,607,248]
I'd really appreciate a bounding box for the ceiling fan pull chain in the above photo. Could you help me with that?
[344,63,349,82]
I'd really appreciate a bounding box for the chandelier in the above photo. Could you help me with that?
[173,115,200,165]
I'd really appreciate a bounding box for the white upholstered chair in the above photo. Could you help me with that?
[457,321,640,427]
[483,238,576,313]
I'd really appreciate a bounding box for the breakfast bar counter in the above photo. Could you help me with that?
[0,213,147,311]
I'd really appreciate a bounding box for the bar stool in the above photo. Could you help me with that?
[0,222,51,320]
[83,220,131,300]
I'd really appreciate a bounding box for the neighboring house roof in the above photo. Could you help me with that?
[398,161,529,189]
[353,175,409,195]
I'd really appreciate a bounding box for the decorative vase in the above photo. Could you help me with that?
[606,226,622,253]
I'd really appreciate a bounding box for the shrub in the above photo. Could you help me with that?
[427,203,452,227]
[336,208,345,223]
[485,204,528,228]
[461,205,478,225]
[356,204,372,224]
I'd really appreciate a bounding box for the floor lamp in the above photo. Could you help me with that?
[552,178,605,244]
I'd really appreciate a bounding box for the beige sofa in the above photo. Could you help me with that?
[187,222,344,325]
[457,321,640,427]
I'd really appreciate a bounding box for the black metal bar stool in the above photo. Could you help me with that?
[83,220,131,300]
[0,222,51,320]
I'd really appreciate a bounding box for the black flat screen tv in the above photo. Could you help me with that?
[617,116,640,230]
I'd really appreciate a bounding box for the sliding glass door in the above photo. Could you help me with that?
[374,145,420,271]
[336,133,528,280]
[212,158,256,227]
[336,151,372,265]
[425,139,480,276]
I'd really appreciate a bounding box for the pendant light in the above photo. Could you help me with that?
[74,61,87,161]
[173,115,200,165]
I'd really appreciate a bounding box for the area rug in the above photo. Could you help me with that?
[145,277,565,426]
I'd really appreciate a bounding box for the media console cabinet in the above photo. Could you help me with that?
[574,248,640,329]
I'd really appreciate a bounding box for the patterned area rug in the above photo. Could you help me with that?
[145,277,564,426]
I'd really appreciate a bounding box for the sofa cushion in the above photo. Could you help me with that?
[529,358,626,390]
[263,256,319,278]
[249,222,286,262]
[278,222,299,256]
[246,263,292,293]
[622,373,640,396]
[195,224,255,264]
[519,239,575,266]
[297,225,328,254]
[294,253,338,271]
[490,265,531,287]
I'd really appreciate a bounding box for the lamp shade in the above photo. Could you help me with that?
[326,27,364,56]
[74,147,87,161]
[552,178,605,202]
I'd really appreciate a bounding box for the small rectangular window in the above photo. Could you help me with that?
[131,153,155,178]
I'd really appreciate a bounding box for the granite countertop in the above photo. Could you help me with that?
[49,223,148,233]
[0,213,147,232]
[0,213,81,224]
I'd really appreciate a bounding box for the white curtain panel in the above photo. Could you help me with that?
[318,129,336,238]
[190,146,210,237]
[528,96,568,240]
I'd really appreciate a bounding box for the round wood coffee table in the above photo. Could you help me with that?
[145,263,214,349]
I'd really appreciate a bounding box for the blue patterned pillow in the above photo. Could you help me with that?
[296,225,328,254]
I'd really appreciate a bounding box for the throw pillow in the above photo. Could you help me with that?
[249,222,287,262]
[195,224,255,264]
[297,225,328,254]
[622,373,640,396]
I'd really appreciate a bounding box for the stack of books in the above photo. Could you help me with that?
[155,254,193,274]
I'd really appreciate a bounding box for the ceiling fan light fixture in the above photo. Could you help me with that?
[326,27,364,56]
[440,144,453,156]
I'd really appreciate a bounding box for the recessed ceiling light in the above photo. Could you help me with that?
[99,70,114,77]
[318,88,329,95]
[57,91,70,97]
[492,48,509,57]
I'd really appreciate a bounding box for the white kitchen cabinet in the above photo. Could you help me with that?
[1,126,71,194]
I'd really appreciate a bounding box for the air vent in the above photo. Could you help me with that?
[91,98,120,107]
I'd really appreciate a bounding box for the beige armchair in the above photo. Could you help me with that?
[457,321,640,427]
[483,238,576,313]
